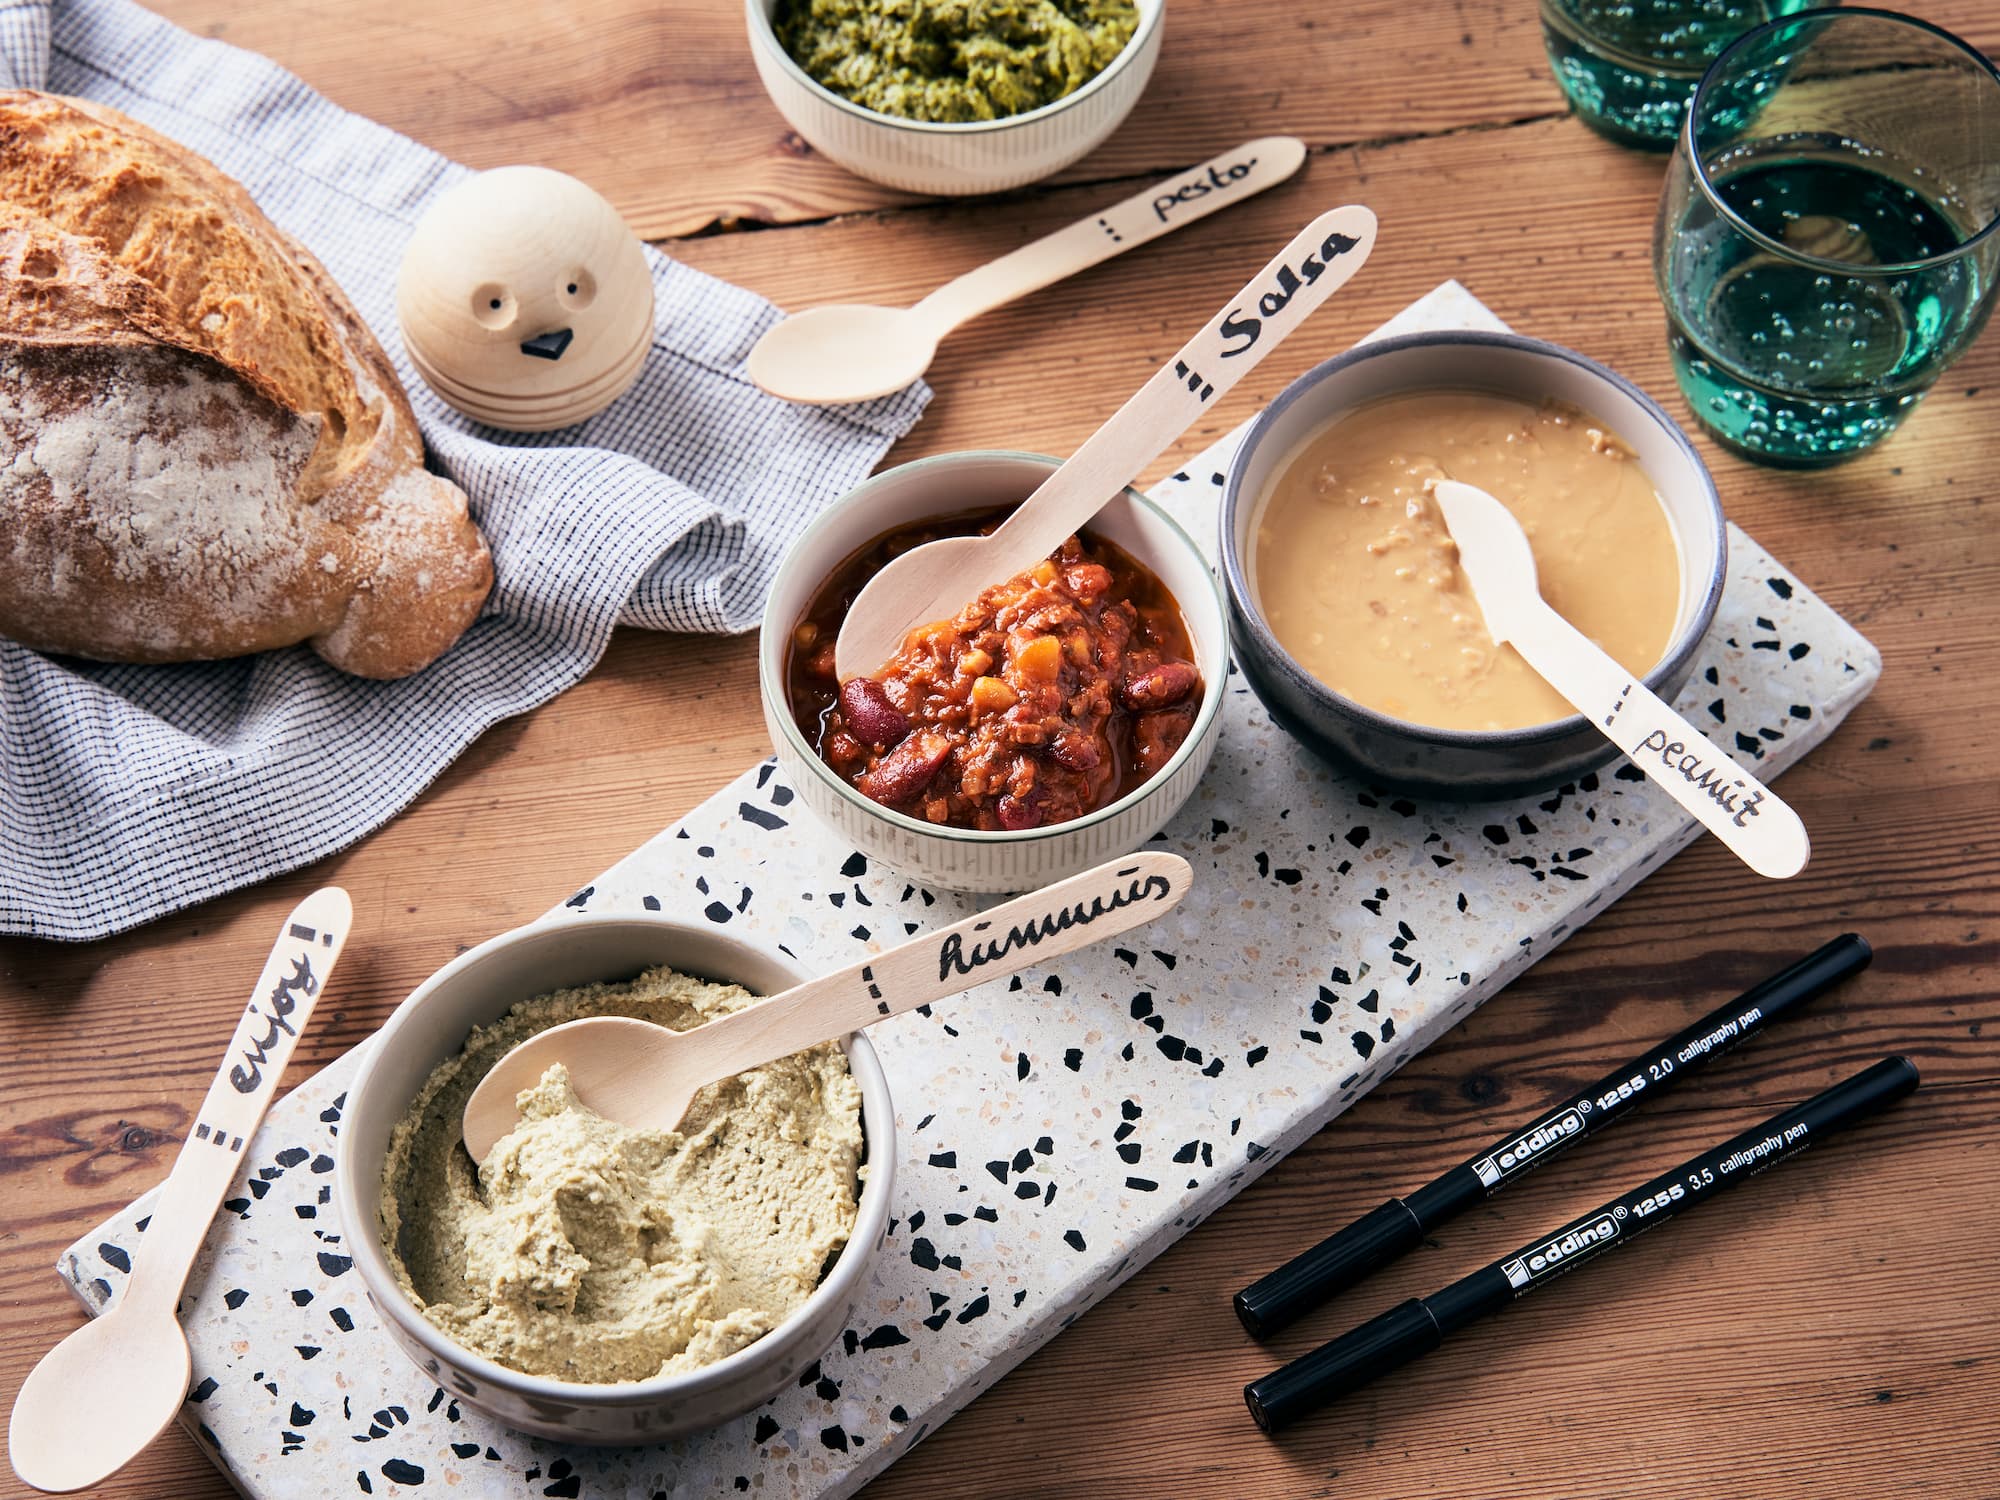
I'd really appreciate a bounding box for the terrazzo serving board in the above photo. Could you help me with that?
[59,284,1882,1499]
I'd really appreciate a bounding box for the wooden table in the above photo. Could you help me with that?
[5,3,1997,1495]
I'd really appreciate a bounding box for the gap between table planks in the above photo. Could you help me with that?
[5,0,2000,1495]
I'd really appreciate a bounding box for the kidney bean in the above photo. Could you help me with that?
[1122,660,1199,711]
[1047,731,1102,771]
[840,677,909,747]
[858,733,950,806]
[1134,705,1196,776]
[996,792,1043,831]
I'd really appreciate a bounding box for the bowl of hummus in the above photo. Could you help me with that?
[333,914,895,1443]
[745,0,1165,196]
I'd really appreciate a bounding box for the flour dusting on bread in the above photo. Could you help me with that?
[0,90,492,677]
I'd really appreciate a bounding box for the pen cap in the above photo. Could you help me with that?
[1235,1199,1425,1337]
[1244,1298,1440,1434]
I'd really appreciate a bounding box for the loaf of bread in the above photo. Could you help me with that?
[0,91,492,679]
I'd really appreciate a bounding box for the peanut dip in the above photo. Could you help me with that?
[379,966,863,1384]
[1252,390,1680,732]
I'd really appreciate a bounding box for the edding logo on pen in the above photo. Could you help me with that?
[1217,227,1364,358]
[1151,153,1262,223]
[936,865,1175,983]
[229,952,318,1093]
[1473,1107,1586,1187]
[1501,1213,1620,1290]
[1636,727,1766,827]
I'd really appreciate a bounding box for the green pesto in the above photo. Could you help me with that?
[774,0,1140,124]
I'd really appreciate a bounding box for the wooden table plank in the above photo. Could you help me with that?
[5,1,1999,1496]
[143,0,1569,236]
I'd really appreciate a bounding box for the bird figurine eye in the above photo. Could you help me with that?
[558,269,597,309]
[471,283,516,330]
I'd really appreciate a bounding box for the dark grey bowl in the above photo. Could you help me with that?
[1220,330,1727,799]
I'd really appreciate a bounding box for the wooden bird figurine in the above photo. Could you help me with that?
[397,165,654,431]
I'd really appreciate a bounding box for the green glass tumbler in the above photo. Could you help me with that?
[1541,0,1835,149]
[1655,9,2000,466]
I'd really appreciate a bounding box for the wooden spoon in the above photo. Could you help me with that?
[833,202,1377,681]
[8,888,352,1494]
[460,851,1190,1164]
[747,137,1308,406]
[1432,479,1810,879]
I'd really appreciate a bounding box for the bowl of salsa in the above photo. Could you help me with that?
[760,449,1225,892]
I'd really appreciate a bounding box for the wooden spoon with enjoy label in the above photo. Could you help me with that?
[833,203,1377,681]
[8,888,352,1494]
[747,137,1308,406]
[1432,480,1810,879]
[460,852,1190,1164]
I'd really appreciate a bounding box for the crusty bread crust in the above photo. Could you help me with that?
[0,90,492,679]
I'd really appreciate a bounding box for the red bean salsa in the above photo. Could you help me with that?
[787,509,1204,832]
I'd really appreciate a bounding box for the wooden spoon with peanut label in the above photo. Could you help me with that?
[460,852,1190,1164]
[1434,480,1809,879]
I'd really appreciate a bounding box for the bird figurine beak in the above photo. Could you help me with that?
[519,327,574,361]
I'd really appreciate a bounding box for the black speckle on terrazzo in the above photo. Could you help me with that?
[738,801,787,831]
[380,1459,423,1484]
[98,1241,130,1273]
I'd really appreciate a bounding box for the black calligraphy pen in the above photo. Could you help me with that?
[1244,1055,1919,1433]
[1234,934,1871,1337]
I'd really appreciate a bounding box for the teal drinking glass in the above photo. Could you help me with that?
[1541,0,1836,149]
[1655,9,2000,466]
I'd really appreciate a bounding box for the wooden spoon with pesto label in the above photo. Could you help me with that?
[1433,480,1810,879]
[747,137,1308,406]
[460,852,1190,1164]
[9,888,352,1495]
[833,203,1377,681]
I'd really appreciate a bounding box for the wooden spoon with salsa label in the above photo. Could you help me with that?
[833,203,1376,681]
[1434,479,1810,879]
[460,851,1190,1165]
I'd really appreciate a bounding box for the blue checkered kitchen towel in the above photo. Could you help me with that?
[0,0,929,940]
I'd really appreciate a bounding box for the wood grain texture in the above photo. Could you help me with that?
[5,1,2000,1496]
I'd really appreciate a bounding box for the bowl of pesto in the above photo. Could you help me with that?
[747,0,1164,195]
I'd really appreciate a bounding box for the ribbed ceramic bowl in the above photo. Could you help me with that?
[333,915,896,1444]
[1221,330,1728,799]
[744,0,1163,195]
[761,450,1226,892]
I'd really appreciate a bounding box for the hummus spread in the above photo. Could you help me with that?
[379,966,864,1384]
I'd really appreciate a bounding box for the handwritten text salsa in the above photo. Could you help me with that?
[787,510,1203,832]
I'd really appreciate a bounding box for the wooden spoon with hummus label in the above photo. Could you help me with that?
[747,137,1308,406]
[833,203,1377,681]
[460,851,1190,1164]
[1433,480,1810,879]
[9,887,351,1494]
